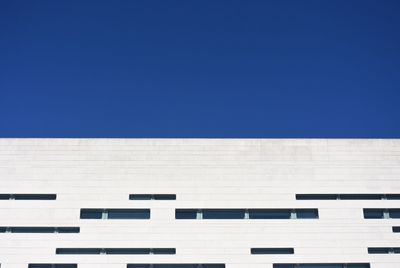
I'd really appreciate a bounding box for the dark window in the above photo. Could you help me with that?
[368,247,400,254]
[386,194,400,200]
[80,209,103,219]
[176,209,197,219]
[56,248,102,254]
[14,194,56,200]
[127,265,225,268]
[57,227,80,233]
[153,265,198,268]
[202,209,245,219]
[0,227,7,233]
[296,194,338,200]
[393,226,400,232]
[28,264,77,268]
[10,227,54,233]
[273,265,370,268]
[130,194,176,200]
[0,194,56,200]
[296,193,400,200]
[153,194,176,200]
[130,194,152,200]
[251,248,294,254]
[249,209,291,219]
[0,227,79,233]
[80,209,150,219]
[363,209,384,219]
[105,248,150,254]
[56,248,174,255]
[339,194,382,200]
[296,209,319,219]
[347,265,371,268]
[368,247,390,254]
[152,248,176,254]
[107,209,150,219]
[389,209,400,218]
[299,265,343,268]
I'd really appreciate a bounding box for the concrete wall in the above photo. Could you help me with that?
[0,139,399,268]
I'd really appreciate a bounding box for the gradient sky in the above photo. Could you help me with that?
[1,1,399,138]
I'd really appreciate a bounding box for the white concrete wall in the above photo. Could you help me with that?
[0,139,399,268]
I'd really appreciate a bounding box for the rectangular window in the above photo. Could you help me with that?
[80,209,103,219]
[388,209,400,218]
[56,248,102,254]
[152,248,176,254]
[347,265,372,268]
[299,265,343,268]
[0,194,56,200]
[29,264,77,268]
[130,194,176,200]
[386,194,400,200]
[127,265,225,268]
[56,248,175,255]
[368,247,400,254]
[4,227,79,233]
[298,193,400,201]
[339,194,382,200]
[105,248,150,254]
[107,209,150,219]
[80,209,150,219]
[153,194,176,200]
[393,226,400,232]
[57,227,80,233]
[249,209,291,219]
[296,209,319,219]
[296,194,338,200]
[176,209,198,219]
[202,209,245,219]
[368,247,391,254]
[0,194,11,200]
[0,227,7,233]
[251,248,294,254]
[273,264,370,268]
[176,209,318,220]
[363,209,384,219]
[130,194,152,200]
[297,194,388,200]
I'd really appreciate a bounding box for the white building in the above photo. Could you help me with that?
[0,139,399,268]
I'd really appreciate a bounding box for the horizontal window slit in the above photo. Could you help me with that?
[28,264,77,268]
[80,209,150,219]
[56,248,175,255]
[273,263,370,268]
[0,227,79,233]
[176,209,318,219]
[364,208,400,219]
[127,264,225,268]
[0,194,56,200]
[297,193,400,200]
[251,248,294,254]
[368,247,400,254]
[130,194,176,200]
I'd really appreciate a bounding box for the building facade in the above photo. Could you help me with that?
[0,139,399,268]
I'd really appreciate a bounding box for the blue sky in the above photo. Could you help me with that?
[1,1,399,137]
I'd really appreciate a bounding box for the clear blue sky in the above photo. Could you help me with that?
[1,1,399,138]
